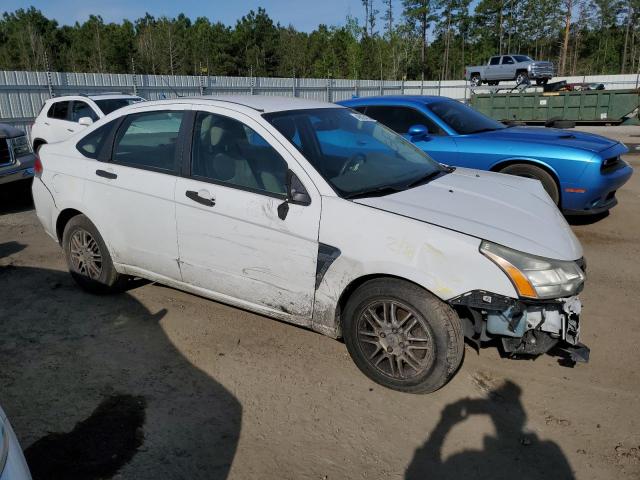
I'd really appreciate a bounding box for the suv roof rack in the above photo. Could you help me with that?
[76,92,132,97]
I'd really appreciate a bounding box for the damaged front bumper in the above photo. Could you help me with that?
[449,290,589,364]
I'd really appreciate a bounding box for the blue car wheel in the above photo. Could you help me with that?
[500,163,560,205]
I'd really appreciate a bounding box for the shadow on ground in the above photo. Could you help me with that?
[405,381,575,480]
[0,179,34,215]
[0,265,242,480]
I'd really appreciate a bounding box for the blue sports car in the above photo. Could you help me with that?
[338,96,633,215]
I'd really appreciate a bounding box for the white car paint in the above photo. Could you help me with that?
[32,95,584,340]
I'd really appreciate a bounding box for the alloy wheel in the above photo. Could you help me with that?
[69,229,103,280]
[356,299,435,380]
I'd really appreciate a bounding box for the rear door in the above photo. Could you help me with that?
[83,105,187,280]
[174,108,320,323]
[361,105,459,164]
[45,101,75,142]
[486,56,501,80]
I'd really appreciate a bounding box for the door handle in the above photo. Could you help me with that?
[186,190,215,207]
[96,169,117,179]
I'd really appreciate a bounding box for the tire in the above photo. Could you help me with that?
[516,71,529,85]
[62,214,126,294]
[342,278,464,394]
[470,74,481,87]
[500,163,560,205]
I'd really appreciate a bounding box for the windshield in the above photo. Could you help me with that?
[264,108,445,198]
[94,98,142,115]
[428,100,505,135]
[513,55,532,62]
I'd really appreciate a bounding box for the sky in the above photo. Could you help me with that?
[1,0,401,32]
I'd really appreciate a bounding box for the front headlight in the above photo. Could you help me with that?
[0,420,9,476]
[481,241,585,299]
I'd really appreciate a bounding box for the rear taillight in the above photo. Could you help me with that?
[34,154,43,177]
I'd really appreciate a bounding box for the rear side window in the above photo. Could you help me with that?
[501,56,514,64]
[112,111,184,172]
[489,57,500,65]
[71,101,99,122]
[47,101,70,120]
[363,106,443,135]
[76,121,115,159]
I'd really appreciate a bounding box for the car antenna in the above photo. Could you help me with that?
[161,76,183,98]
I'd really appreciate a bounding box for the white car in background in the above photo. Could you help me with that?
[0,404,32,480]
[32,96,588,393]
[30,93,144,151]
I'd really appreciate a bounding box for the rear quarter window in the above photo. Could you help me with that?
[76,121,116,159]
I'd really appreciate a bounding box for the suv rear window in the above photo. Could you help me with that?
[47,101,70,120]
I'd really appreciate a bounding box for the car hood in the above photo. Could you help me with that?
[354,168,583,261]
[474,127,618,153]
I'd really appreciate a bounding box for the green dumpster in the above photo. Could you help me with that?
[470,88,640,124]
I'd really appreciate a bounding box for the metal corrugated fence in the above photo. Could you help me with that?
[1,70,638,140]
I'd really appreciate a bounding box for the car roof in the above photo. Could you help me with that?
[48,93,141,102]
[338,95,453,106]
[122,95,342,114]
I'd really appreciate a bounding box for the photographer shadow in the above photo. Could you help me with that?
[405,381,575,480]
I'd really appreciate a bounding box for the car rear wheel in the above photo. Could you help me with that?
[62,214,126,294]
[342,278,464,394]
[470,74,481,87]
[500,163,560,205]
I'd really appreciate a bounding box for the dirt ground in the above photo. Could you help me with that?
[1,151,639,479]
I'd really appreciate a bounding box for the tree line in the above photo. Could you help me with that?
[0,2,638,81]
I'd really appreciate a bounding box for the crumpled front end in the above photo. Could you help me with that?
[449,290,589,365]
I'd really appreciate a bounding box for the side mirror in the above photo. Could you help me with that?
[277,170,311,220]
[78,117,94,127]
[408,124,429,141]
[288,170,311,206]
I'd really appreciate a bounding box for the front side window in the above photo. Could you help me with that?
[112,111,183,172]
[47,101,70,120]
[71,101,99,122]
[192,111,287,196]
[489,57,500,65]
[428,100,505,135]
[265,108,444,198]
[77,121,116,159]
[362,106,443,135]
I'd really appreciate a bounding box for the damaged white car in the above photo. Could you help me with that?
[32,96,588,393]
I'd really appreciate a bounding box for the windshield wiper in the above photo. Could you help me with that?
[404,170,446,189]
[344,185,403,199]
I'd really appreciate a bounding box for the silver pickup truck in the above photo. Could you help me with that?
[465,55,555,86]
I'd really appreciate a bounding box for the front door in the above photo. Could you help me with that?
[175,109,320,323]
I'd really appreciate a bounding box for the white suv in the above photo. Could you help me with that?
[32,96,588,393]
[31,93,144,151]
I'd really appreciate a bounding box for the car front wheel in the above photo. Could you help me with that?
[342,278,464,394]
[62,214,126,293]
[500,163,560,205]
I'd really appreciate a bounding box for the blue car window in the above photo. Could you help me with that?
[428,100,505,135]
[362,106,443,135]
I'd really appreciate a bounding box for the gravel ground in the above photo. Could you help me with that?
[1,152,639,480]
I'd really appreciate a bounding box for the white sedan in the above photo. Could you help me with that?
[32,96,587,393]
